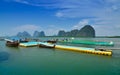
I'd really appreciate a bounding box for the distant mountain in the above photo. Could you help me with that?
[57,30,66,36]
[16,25,95,37]
[78,25,95,37]
[33,31,45,37]
[16,31,31,37]
[57,25,95,37]
[16,31,45,37]
[40,31,45,36]
[33,31,39,37]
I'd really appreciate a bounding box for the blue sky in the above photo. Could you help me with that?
[0,0,120,36]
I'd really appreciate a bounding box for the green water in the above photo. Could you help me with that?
[0,37,120,75]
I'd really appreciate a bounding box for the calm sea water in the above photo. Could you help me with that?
[0,37,120,75]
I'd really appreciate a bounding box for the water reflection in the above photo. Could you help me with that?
[0,51,10,62]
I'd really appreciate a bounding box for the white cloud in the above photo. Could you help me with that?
[44,29,58,36]
[4,0,120,36]
[93,25,120,36]
[8,0,61,7]
[42,25,64,36]
[55,12,64,17]
[14,0,29,4]
[11,24,64,36]
[12,24,41,35]
[112,5,118,10]
[7,0,120,18]
[13,24,40,31]
[73,19,89,29]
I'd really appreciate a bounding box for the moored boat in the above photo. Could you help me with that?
[46,40,57,44]
[5,39,19,47]
[19,40,29,43]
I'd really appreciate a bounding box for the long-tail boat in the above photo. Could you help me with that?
[5,39,19,47]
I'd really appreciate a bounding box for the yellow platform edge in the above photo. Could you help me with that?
[55,45,112,56]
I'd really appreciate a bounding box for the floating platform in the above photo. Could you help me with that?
[19,42,112,56]
[19,42,41,47]
[37,42,112,56]
[55,45,112,56]
[38,42,55,48]
[19,42,54,47]
[59,40,114,46]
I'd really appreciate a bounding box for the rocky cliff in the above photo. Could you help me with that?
[57,25,95,37]
[17,31,31,37]
[16,25,95,37]
[33,31,45,37]
[17,31,45,37]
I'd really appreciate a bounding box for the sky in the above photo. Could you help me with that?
[0,0,120,36]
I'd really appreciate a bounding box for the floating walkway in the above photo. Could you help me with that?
[38,42,112,56]
[59,40,114,46]
[19,42,54,47]
[55,45,112,56]
[19,42,112,56]
[19,42,41,47]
